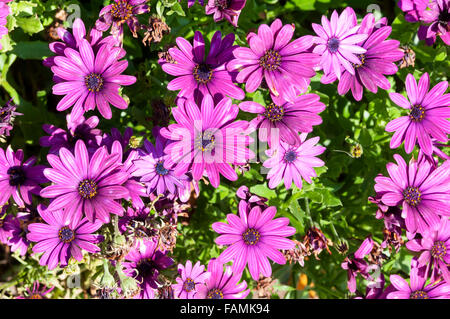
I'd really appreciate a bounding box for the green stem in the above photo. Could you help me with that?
[304,198,315,228]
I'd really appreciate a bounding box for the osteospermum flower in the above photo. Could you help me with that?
[195,259,250,299]
[122,238,174,299]
[205,0,246,27]
[133,128,187,196]
[374,154,450,234]
[312,7,368,80]
[386,73,450,156]
[0,146,47,207]
[418,0,450,45]
[0,99,22,138]
[160,96,254,188]
[27,205,103,270]
[239,93,325,146]
[388,261,450,299]
[406,218,450,284]
[263,135,326,190]
[162,31,244,103]
[95,0,150,38]
[336,14,404,101]
[398,0,430,22]
[51,38,136,120]
[228,19,319,99]
[3,212,31,256]
[40,140,130,223]
[173,260,210,299]
[16,281,54,299]
[212,205,295,280]
[183,0,204,8]
[0,1,11,50]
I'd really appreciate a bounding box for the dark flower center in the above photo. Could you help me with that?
[136,258,159,278]
[410,290,429,299]
[207,288,224,299]
[438,10,450,26]
[78,179,98,199]
[259,49,282,71]
[284,150,298,163]
[58,226,75,243]
[327,37,340,53]
[84,73,104,92]
[351,54,366,69]
[195,131,216,152]
[30,294,43,299]
[193,64,213,84]
[242,228,261,246]
[409,105,425,122]
[264,103,284,122]
[431,241,447,260]
[7,166,26,186]
[183,277,196,292]
[155,161,169,176]
[403,187,422,207]
[111,0,133,21]
[214,0,231,9]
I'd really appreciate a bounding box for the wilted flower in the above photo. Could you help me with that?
[16,281,54,299]
[303,227,332,259]
[0,99,22,138]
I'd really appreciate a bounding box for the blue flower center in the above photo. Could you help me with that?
[111,0,133,21]
[7,166,26,186]
[195,131,216,152]
[431,241,447,260]
[351,54,366,69]
[207,288,224,299]
[85,73,104,92]
[264,103,284,122]
[78,179,98,199]
[58,226,75,243]
[409,105,425,122]
[155,161,169,176]
[284,150,298,163]
[410,290,429,299]
[403,187,421,207]
[242,228,261,246]
[259,49,281,71]
[327,37,340,53]
[183,277,196,292]
[193,64,213,84]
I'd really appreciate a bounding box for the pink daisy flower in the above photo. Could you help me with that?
[374,154,450,234]
[386,73,450,156]
[212,205,296,280]
[173,260,210,299]
[205,0,246,27]
[312,7,368,80]
[263,134,326,190]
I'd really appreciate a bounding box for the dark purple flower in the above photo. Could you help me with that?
[3,212,31,256]
[418,0,450,45]
[162,31,244,103]
[0,99,22,137]
[0,146,47,207]
[398,0,430,22]
[205,0,246,27]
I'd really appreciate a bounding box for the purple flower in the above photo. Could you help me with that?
[388,261,450,299]
[40,140,130,224]
[398,0,430,22]
[3,212,31,256]
[16,281,54,299]
[122,238,174,299]
[386,73,450,156]
[212,205,295,280]
[133,128,187,196]
[336,14,404,101]
[341,236,374,293]
[229,19,319,99]
[40,114,102,154]
[0,99,22,137]
[184,0,204,8]
[95,0,150,38]
[0,146,47,207]
[236,185,268,213]
[118,206,152,235]
[418,0,450,45]
[162,31,244,103]
[101,127,134,152]
[205,0,246,27]
[239,93,325,146]
[0,1,11,50]
[173,260,210,299]
[51,35,136,120]
[160,96,254,188]
[27,204,103,270]
[374,154,450,234]
[195,258,249,299]
[312,7,368,80]
[406,218,450,284]
[263,135,326,190]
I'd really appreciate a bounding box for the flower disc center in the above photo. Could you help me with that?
[410,290,429,299]
[259,49,282,71]
[183,277,196,292]
[207,288,224,299]
[431,241,447,260]
[111,0,133,21]
[284,150,298,163]
[78,179,98,199]
[403,187,422,207]
[58,226,75,243]
[193,64,213,84]
[264,103,284,122]
[409,105,425,122]
[327,37,340,53]
[7,166,26,186]
[85,73,104,92]
[155,161,169,176]
[242,228,261,246]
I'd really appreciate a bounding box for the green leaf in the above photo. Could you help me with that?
[12,41,51,60]
[15,16,44,35]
